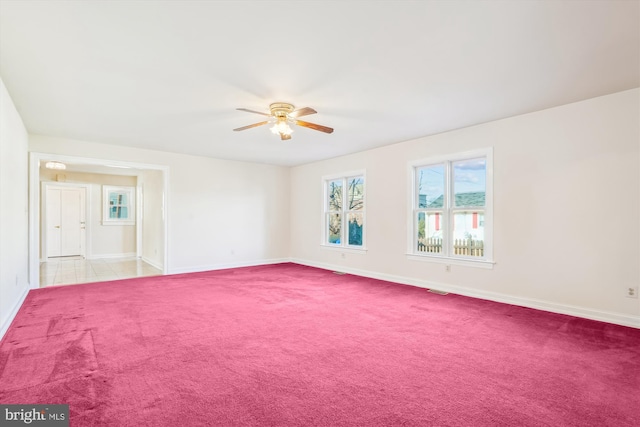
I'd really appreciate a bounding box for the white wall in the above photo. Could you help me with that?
[29,136,291,273]
[290,89,640,327]
[0,78,30,335]
[19,89,640,328]
[139,169,164,268]
[39,169,137,258]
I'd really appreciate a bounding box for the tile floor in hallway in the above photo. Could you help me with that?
[40,257,163,287]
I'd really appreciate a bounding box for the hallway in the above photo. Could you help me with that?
[40,257,162,287]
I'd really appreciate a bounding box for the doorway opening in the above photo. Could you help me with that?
[42,182,88,259]
[29,152,169,289]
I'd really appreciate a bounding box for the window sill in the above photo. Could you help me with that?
[406,253,494,269]
[102,221,136,226]
[321,244,368,254]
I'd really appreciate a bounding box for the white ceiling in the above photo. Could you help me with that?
[1,1,638,167]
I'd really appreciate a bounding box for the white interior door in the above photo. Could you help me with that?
[46,188,62,257]
[46,186,86,258]
[60,189,82,256]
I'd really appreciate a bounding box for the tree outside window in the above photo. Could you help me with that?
[103,186,135,225]
[324,174,365,248]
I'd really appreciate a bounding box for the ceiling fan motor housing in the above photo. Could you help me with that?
[269,102,295,119]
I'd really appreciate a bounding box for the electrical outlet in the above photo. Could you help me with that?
[627,286,639,299]
[445,265,451,273]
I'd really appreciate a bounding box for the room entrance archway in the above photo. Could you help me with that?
[29,152,170,289]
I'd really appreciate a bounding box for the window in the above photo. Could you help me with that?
[103,186,135,225]
[410,149,492,263]
[324,173,365,248]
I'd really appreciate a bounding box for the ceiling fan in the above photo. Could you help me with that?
[233,102,334,140]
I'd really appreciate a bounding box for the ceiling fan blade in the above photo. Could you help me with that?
[295,120,334,134]
[237,108,271,117]
[280,133,292,141]
[289,107,317,118]
[233,121,269,131]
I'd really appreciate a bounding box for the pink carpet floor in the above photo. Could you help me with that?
[1,263,639,426]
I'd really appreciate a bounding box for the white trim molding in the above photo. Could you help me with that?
[321,169,366,249]
[290,258,640,329]
[41,181,91,260]
[29,152,171,289]
[407,147,494,263]
[320,245,368,254]
[87,253,137,260]
[0,287,30,341]
[169,258,290,275]
[102,185,136,225]
[406,253,494,269]
[141,256,164,271]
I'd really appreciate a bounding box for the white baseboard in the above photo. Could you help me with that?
[88,252,137,260]
[291,258,640,329]
[141,256,164,271]
[169,258,290,275]
[8,258,636,335]
[0,286,30,342]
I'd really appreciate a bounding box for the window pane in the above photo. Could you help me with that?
[347,212,363,246]
[452,210,484,257]
[110,206,118,218]
[327,180,343,211]
[417,165,445,208]
[416,211,443,253]
[120,207,128,219]
[453,158,486,207]
[327,213,342,244]
[347,177,364,211]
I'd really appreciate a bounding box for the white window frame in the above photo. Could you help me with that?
[321,170,366,251]
[103,185,136,226]
[407,148,493,268]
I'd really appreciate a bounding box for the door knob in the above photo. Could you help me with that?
[54,225,60,228]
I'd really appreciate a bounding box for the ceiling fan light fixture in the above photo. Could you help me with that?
[45,161,66,170]
[234,102,333,138]
[270,119,293,136]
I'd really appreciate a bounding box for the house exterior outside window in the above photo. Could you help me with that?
[408,148,493,267]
